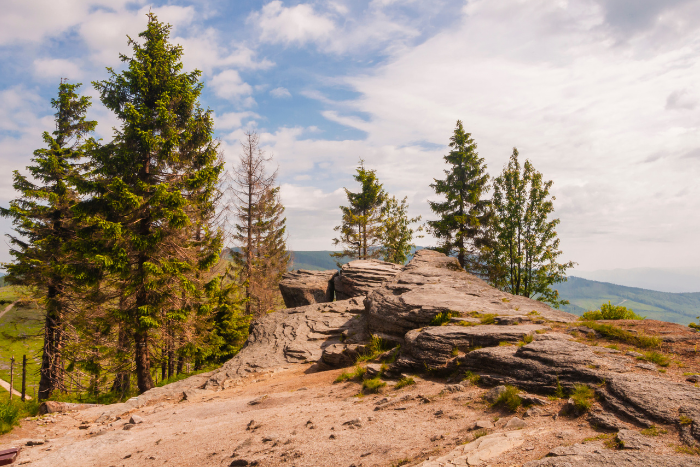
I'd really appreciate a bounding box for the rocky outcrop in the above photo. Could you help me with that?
[333,259,401,300]
[278,269,337,307]
[365,250,576,342]
[524,450,700,466]
[204,298,367,389]
[399,324,548,369]
[418,431,524,467]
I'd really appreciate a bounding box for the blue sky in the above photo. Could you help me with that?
[1,0,700,271]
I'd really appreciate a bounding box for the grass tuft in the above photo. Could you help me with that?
[491,385,522,412]
[578,321,661,349]
[356,335,395,363]
[362,377,386,394]
[463,371,481,385]
[335,365,366,383]
[430,311,459,326]
[473,428,488,440]
[636,351,670,367]
[570,384,595,413]
[395,377,415,389]
[479,314,497,325]
[640,425,667,436]
[0,399,40,435]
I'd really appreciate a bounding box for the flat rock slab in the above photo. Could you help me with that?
[401,324,548,369]
[334,259,401,300]
[418,431,523,466]
[365,250,576,342]
[279,270,337,307]
[524,450,700,466]
[205,298,367,390]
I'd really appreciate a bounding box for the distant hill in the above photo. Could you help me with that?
[572,267,700,293]
[290,251,349,271]
[558,276,700,325]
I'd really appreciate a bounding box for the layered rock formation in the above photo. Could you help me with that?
[333,259,401,300]
[278,269,337,307]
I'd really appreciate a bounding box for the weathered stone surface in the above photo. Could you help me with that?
[587,409,625,431]
[365,250,576,342]
[279,269,337,308]
[457,334,700,442]
[505,417,527,429]
[417,431,523,466]
[321,343,366,368]
[617,429,656,450]
[400,324,548,369]
[484,385,507,403]
[333,259,401,300]
[205,298,366,390]
[524,451,700,466]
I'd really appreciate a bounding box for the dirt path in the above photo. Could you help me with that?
[0,300,18,321]
[0,376,31,399]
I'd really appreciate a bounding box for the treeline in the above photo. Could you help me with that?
[1,15,287,400]
[333,121,573,307]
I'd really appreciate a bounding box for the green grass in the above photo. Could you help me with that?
[580,301,644,321]
[570,384,595,413]
[356,335,394,363]
[335,365,367,383]
[462,371,480,385]
[491,385,522,412]
[640,426,667,436]
[479,314,497,325]
[0,300,44,397]
[472,428,488,440]
[430,311,459,326]
[0,398,40,434]
[636,351,670,367]
[578,321,662,349]
[362,377,386,393]
[395,376,415,389]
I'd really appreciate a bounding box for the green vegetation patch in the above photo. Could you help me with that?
[395,376,415,390]
[491,385,522,412]
[430,310,459,326]
[335,365,366,383]
[362,377,386,394]
[570,384,595,413]
[578,321,661,349]
[636,351,670,367]
[0,399,40,435]
[0,301,44,396]
[640,426,667,436]
[580,301,644,321]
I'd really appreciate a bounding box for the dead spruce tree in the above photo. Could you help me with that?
[232,132,289,316]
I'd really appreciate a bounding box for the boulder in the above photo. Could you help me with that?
[365,250,576,342]
[204,298,367,389]
[333,259,401,300]
[279,270,337,308]
[321,343,366,368]
[418,431,523,467]
[399,324,548,369]
[39,401,101,415]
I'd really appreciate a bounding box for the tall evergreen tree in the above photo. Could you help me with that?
[487,148,574,308]
[1,82,96,400]
[79,14,223,393]
[428,120,491,271]
[379,196,421,265]
[231,132,288,317]
[332,160,386,263]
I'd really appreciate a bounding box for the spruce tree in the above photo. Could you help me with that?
[379,196,421,264]
[428,120,491,271]
[332,160,386,263]
[487,148,574,308]
[231,132,288,317]
[1,82,96,400]
[80,14,223,393]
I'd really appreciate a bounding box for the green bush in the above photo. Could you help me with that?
[362,377,386,393]
[689,316,700,331]
[570,384,595,413]
[492,385,522,412]
[581,302,643,321]
[578,321,661,349]
[395,377,415,389]
[0,399,40,435]
[356,335,394,362]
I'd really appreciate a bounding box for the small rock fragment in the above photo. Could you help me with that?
[506,417,527,429]
[342,418,362,428]
[626,351,643,358]
[129,415,144,425]
[636,363,656,371]
[524,407,541,418]
[685,375,699,383]
[484,385,507,403]
[26,439,45,446]
[248,395,268,405]
[474,420,494,429]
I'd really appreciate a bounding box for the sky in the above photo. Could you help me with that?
[1,0,699,272]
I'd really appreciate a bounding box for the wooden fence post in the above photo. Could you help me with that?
[21,355,27,402]
[9,356,14,401]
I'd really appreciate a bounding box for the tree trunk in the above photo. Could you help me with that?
[134,330,153,393]
[38,283,63,401]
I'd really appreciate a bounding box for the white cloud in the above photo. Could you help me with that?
[210,70,254,103]
[666,89,699,110]
[32,58,83,81]
[249,1,335,45]
[270,87,292,98]
[215,111,260,131]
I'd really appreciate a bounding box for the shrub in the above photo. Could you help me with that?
[570,384,595,413]
[492,385,522,412]
[395,377,415,389]
[362,377,386,393]
[356,335,394,362]
[689,316,700,331]
[580,301,644,321]
[637,351,670,367]
[0,399,39,435]
[479,314,497,325]
[430,310,459,326]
